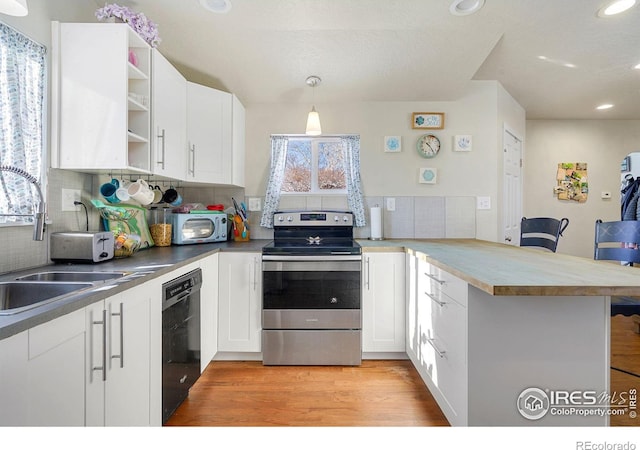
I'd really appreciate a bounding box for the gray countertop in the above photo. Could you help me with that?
[3,237,639,340]
[0,239,270,340]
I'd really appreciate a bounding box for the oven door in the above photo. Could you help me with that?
[262,256,361,312]
[262,255,362,365]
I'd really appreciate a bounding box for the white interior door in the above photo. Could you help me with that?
[503,127,523,245]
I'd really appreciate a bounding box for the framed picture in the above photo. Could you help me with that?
[412,112,445,130]
[419,167,438,184]
[453,135,472,152]
[621,156,631,172]
[384,136,402,152]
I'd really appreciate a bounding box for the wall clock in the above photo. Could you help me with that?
[417,134,440,158]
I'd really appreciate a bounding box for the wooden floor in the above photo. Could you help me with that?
[610,315,640,427]
[166,315,640,427]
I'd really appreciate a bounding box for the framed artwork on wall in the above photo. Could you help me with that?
[453,135,472,152]
[412,112,445,130]
[419,167,438,184]
[384,136,402,152]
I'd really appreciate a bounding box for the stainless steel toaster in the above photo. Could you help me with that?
[50,231,114,263]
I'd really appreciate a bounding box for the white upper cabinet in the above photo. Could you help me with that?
[231,94,246,187]
[186,82,233,184]
[51,22,151,173]
[151,49,187,180]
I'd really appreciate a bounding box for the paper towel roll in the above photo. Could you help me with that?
[370,206,383,240]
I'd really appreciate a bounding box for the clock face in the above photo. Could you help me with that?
[417,134,440,158]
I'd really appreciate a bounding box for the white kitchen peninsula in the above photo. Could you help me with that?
[361,239,637,427]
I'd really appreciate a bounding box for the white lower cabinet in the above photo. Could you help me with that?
[200,253,219,370]
[0,309,92,426]
[408,255,468,426]
[218,252,262,353]
[362,252,405,353]
[0,330,28,425]
[85,284,152,426]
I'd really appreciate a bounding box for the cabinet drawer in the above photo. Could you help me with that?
[29,308,85,359]
[421,261,467,307]
[419,332,467,420]
[421,290,466,354]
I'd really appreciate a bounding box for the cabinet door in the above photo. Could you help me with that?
[86,285,152,426]
[231,94,245,187]
[53,22,150,172]
[151,49,187,179]
[362,252,406,353]
[200,253,219,371]
[27,308,86,426]
[218,252,261,352]
[186,82,232,183]
[405,252,419,363]
[0,331,28,425]
[104,285,151,426]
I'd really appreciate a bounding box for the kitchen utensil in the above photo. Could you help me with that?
[115,181,131,202]
[162,187,182,206]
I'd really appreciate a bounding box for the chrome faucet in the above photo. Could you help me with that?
[0,165,46,241]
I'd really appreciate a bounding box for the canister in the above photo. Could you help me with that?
[150,207,172,246]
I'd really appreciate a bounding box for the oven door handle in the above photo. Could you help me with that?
[262,255,362,262]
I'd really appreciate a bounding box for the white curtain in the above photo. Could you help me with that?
[341,135,366,227]
[260,135,289,228]
[0,22,46,224]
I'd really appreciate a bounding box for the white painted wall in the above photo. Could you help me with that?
[524,120,640,258]
[244,80,525,241]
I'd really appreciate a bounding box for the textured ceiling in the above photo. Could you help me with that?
[101,0,640,119]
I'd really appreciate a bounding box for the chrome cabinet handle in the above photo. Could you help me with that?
[365,256,371,290]
[425,292,447,307]
[424,272,445,284]
[253,256,258,291]
[426,337,446,358]
[92,309,107,381]
[111,302,124,369]
[188,143,196,176]
[157,128,166,170]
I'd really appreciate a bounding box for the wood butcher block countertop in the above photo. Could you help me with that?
[359,238,640,297]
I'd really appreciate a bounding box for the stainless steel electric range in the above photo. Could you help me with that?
[261,210,362,365]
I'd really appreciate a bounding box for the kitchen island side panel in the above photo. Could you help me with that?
[467,287,609,426]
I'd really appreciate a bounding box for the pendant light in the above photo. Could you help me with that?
[305,75,322,136]
[0,0,28,16]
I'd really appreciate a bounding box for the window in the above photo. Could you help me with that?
[261,135,366,228]
[282,137,346,194]
[0,22,46,225]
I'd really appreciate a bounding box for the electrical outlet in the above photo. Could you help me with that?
[248,197,262,211]
[601,191,612,199]
[476,196,491,210]
[386,197,396,212]
[62,188,81,212]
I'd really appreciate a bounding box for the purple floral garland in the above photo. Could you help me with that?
[95,3,160,47]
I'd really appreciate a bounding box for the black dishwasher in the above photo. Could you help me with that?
[162,268,202,424]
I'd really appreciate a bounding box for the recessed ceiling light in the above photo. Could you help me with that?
[449,0,485,16]
[596,103,614,110]
[199,0,232,14]
[597,0,636,17]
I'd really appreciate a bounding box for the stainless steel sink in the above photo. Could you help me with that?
[0,281,94,315]
[15,271,129,283]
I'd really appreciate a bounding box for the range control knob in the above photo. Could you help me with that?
[343,216,349,222]
[333,215,340,222]
[287,216,293,222]
[277,216,284,222]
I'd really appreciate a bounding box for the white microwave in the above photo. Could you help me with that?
[171,213,227,245]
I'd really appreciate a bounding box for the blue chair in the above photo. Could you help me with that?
[520,217,569,252]
[594,219,640,319]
